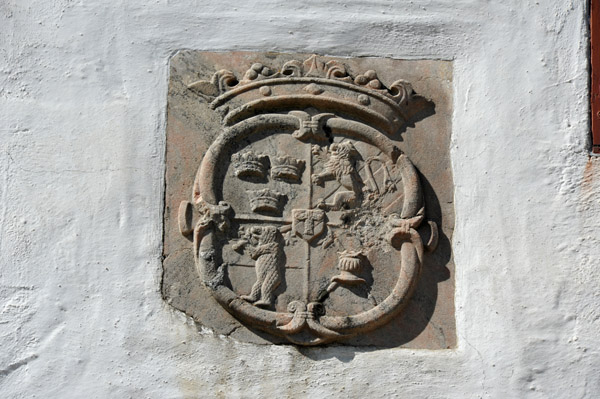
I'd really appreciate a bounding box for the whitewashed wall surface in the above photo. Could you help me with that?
[1,1,599,398]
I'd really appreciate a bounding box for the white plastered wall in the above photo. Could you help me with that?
[1,1,599,397]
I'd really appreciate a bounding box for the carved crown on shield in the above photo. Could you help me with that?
[187,54,416,135]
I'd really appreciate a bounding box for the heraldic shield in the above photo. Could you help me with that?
[175,54,441,346]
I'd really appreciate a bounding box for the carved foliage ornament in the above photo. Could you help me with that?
[178,55,438,345]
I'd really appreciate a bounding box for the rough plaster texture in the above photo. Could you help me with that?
[0,0,598,398]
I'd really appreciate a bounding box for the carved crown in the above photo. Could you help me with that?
[232,151,269,178]
[247,188,285,213]
[187,54,419,135]
[271,155,305,181]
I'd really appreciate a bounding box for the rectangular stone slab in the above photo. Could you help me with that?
[162,51,455,348]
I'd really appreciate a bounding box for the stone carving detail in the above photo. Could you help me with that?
[271,155,305,182]
[292,209,325,242]
[329,250,367,287]
[311,142,364,211]
[179,54,440,345]
[232,151,269,179]
[188,54,413,107]
[236,225,284,308]
[247,188,285,214]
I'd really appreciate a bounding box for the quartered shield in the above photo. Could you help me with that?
[292,209,325,242]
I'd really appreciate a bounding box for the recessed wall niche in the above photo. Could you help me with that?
[162,51,455,348]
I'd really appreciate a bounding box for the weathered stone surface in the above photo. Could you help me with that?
[163,51,455,347]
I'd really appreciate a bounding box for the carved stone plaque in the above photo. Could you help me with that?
[163,52,455,347]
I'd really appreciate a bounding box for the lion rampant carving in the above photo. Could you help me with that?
[311,142,364,211]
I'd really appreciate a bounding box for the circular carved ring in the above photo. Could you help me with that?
[190,112,425,345]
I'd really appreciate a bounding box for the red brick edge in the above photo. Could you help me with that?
[591,0,600,153]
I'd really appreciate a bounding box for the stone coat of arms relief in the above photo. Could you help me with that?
[164,52,455,347]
